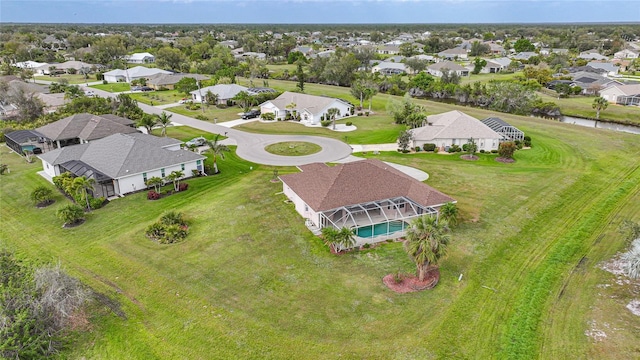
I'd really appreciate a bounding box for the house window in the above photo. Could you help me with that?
[304,205,309,211]
[196,160,201,165]
[161,168,165,177]
[143,172,147,182]
[181,164,185,171]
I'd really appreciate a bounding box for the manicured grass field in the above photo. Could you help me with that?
[166,105,244,123]
[35,74,93,84]
[1,111,638,359]
[150,126,225,142]
[91,82,131,93]
[128,90,185,105]
[264,141,322,156]
[538,92,640,125]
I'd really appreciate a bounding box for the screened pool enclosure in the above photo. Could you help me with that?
[319,196,438,242]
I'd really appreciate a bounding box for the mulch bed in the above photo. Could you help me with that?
[495,157,515,163]
[36,199,55,208]
[62,219,85,228]
[383,268,440,293]
[460,155,479,161]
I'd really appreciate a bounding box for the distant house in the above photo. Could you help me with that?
[485,42,506,55]
[234,52,266,60]
[219,40,239,49]
[292,45,314,57]
[409,110,502,152]
[569,71,623,95]
[190,84,248,104]
[126,52,155,64]
[102,66,171,83]
[5,130,46,155]
[427,61,470,77]
[259,91,353,125]
[600,84,640,106]
[578,50,609,61]
[371,61,407,75]
[511,52,538,61]
[146,73,209,90]
[279,159,455,246]
[480,117,525,142]
[377,45,401,55]
[540,48,569,56]
[465,59,504,74]
[38,133,205,198]
[586,61,620,75]
[438,48,468,60]
[34,61,94,75]
[35,113,139,149]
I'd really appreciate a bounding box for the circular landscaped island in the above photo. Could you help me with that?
[264,142,322,156]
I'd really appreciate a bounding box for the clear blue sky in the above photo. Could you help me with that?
[1,0,639,24]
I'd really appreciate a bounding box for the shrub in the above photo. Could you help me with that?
[524,135,532,147]
[31,186,54,205]
[393,272,403,284]
[491,149,498,153]
[346,121,353,126]
[365,111,370,116]
[357,112,363,116]
[216,104,227,109]
[0,163,8,175]
[414,146,421,152]
[350,107,355,115]
[145,211,189,244]
[423,143,436,152]
[434,147,439,153]
[499,141,517,159]
[321,120,331,127]
[147,190,160,200]
[462,143,469,151]
[160,210,185,226]
[89,197,105,210]
[514,140,523,150]
[449,145,461,153]
[261,112,275,121]
[402,149,410,153]
[480,149,486,153]
[195,114,208,121]
[56,204,85,226]
[191,169,200,177]
[178,183,189,192]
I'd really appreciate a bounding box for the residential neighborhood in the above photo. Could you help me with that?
[0,18,639,360]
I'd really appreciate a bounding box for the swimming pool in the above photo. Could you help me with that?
[355,221,407,238]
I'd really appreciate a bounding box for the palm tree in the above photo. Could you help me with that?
[72,176,96,211]
[205,90,218,106]
[326,107,341,130]
[233,91,254,113]
[404,216,451,282]
[285,102,297,120]
[439,202,459,227]
[155,112,173,137]
[592,96,609,119]
[145,176,163,193]
[321,226,356,252]
[136,114,158,135]
[205,134,230,174]
[166,170,184,192]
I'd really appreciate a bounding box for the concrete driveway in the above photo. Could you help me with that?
[87,86,353,166]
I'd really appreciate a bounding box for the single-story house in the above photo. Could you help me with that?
[540,48,569,56]
[438,48,468,60]
[260,91,353,125]
[586,61,620,75]
[13,61,48,70]
[35,92,68,113]
[491,57,514,68]
[146,73,209,90]
[279,159,455,247]
[292,46,314,57]
[569,71,623,95]
[102,66,171,83]
[377,45,401,55]
[486,42,506,55]
[614,48,640,59]
[578,50,609,61]
[511,52,538,61]
[427,61,470,77]
[36,113,139,149]
[600,84,640,106]
[372,61,407,75]
[219,40,239,49]
[411,54,436,62]
[234,52,266,60]
[409,110,502,152]
[190,84,248,104]
[34,61,94,75]
[465,59,504,74]
[480,117,525,141]
[38,133,206,198]
[309,50,335,59]
[126,52,155,64]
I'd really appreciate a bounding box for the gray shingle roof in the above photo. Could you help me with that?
[428,61,468,72]
[36,113,136,141]
[279,159,454,212]
[38,133,204,178]
[264,91,350,114]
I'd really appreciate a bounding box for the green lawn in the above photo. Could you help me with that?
[35,74,93,84]
[91,83,131,93]
[166,105,245,123]
[538,92,640,125]
[150,126,225,142]
[1,112,638,358]
[265,141,322,156]
[459,71,520,85]
[128,90,185,105]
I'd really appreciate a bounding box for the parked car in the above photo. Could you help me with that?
[131,86,142,91]
[185,137,207,147]
[241,109,261,119]
[140,86,153,92]
[84,90,95,96]
[178,98,192,104]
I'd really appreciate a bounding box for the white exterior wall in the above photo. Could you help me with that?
[116,160,201,195]
[599,88,620,103]
[314,101,353,125]
[104,74,125,83]
[414,137,499,151]
[282,182,320,226]
[41,160,59,178]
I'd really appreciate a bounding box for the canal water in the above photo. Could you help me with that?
[560,116,640,135]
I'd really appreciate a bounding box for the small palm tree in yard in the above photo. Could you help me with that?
[592,96,609,120]
[145,176,164,193]
[136,114,158,134]
[166,170,184,192]
[321,226,356,252]
[326,107,341,130]
[30,186,54,206]
[439,202,459,227]
[205,134,230,174]
[72,176,95,211]
[56,204,85,227]
[404,215,451,282]
[155,111,173,137]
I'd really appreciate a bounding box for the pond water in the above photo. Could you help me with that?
[560,116,640,135]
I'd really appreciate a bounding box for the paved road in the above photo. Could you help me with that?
[88,86,353,166]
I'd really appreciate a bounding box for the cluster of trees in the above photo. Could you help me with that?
[52,173,103,214]
[1,250,92,359]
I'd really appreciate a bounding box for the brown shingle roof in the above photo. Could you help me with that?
[280,159,454,212]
